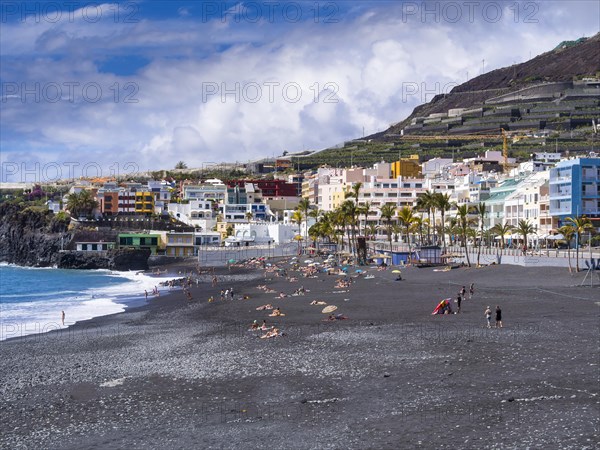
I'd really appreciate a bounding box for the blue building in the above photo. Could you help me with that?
[549,157,600,229]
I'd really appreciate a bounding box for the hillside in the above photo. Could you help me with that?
[296,34,600,168]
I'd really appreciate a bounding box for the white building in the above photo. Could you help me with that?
[168,199,216,230]
[225,223,298,246]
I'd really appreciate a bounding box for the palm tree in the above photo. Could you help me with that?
[413,216,428,246]
[341,199,360,255]
[397,206,417,259]
[359,201,372,236]
[455,204,473,267]
[516,220,536,253]
[474,202,487,266]
[345,182,363,204]
[434,193,452,254]
[175,161,188,169]
[291,210,303,226]
[296,198,311,249]
[379,203,397,251]
[66,190,98,218]
[366,223,378,240]
[558,224,576,273]
[244,211,253,223]
[490,223,515,250]
[564,216,593,272]
[416,190,436,244]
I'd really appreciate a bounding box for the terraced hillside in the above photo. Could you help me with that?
[295,35,600,169]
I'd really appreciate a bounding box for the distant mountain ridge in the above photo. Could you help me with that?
[370,33,600,140]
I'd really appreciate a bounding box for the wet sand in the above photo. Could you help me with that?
[1,259,598,449]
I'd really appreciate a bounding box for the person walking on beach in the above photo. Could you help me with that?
[61,310,65,325]
[220,289,225,301]
[230,288,234,300]
[484,306,492,328]
[460,286,466,299]
[456,293,462,313]
[469,283,474,299]
[145,290,148,300]
[495,306,503,328]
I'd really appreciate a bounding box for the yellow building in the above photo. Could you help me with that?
[135,191,155,214]
[216,222,231,241]
[165,232,195,257]
[332,190,346,209]
[391,155,422,178]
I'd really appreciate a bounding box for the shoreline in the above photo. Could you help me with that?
[1,259,598,448]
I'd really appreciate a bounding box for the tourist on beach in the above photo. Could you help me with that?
[485,306,492,328]
[460,286,466,298]
[61,310,65,325]
[212,275,218,287]
[469,283,474,299]
[145,290,148,300]
[230,288,234,300]
[495,306,503,328]
[456,294,462,313]
[224,289,229,300]
[220,289,225,301]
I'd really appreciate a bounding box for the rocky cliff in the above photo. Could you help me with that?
[0,203,150,270]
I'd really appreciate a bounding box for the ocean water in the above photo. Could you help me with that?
[0,264,174,341]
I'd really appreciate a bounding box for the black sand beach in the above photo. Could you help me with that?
[1,259,598,449]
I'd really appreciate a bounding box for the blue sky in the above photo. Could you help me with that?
[1,1,598,181]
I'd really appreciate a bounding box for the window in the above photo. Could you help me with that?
[92,244,98,251]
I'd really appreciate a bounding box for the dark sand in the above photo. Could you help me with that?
[1,259,598,449]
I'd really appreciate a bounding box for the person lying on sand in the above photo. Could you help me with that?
[278,292,288,298]
[269,308,285,317]
[250,320,259,330]
[208,296,215,303]
[323,314,348,321]
[310,300,327,305]
[260,327,282,339]
[256,304,273,311]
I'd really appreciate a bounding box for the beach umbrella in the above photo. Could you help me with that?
[392,270,402,273]
[322,305,338,314]
[355,269,363,273]
[228,259,236,263]
[304,259,313,263]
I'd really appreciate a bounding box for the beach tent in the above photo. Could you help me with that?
[432,298,453,315]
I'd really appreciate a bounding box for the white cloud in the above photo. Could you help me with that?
[1,0,598,180]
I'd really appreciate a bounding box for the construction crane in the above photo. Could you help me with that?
[386,128,533,174]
